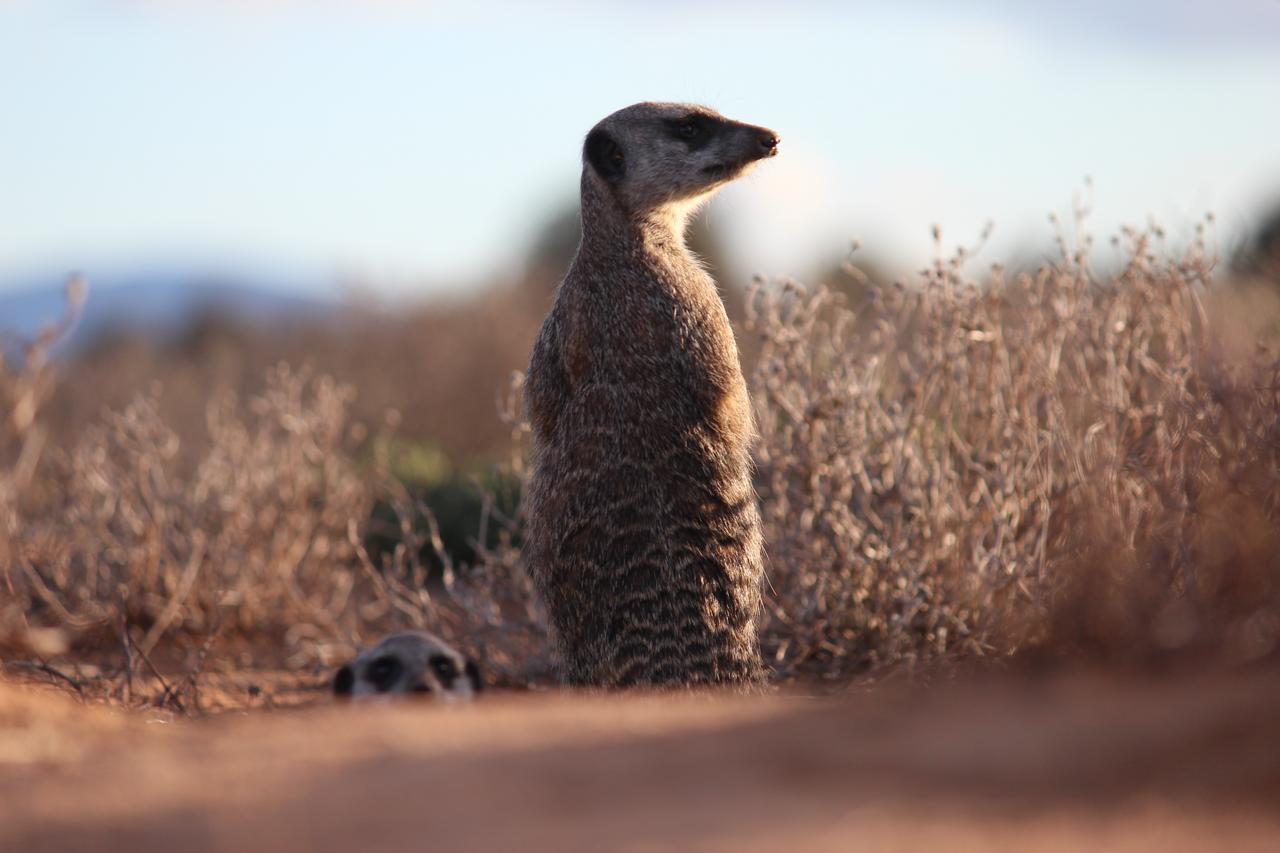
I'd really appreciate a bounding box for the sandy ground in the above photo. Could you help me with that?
[1,670,1278,852]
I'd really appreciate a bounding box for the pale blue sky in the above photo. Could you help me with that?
[2,0,1279,296]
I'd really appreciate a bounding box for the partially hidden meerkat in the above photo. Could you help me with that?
[333,631,481,702]
[524,102,779,688]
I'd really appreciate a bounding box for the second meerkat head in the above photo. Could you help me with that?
[582,102,779,219]
[332,631,482,702]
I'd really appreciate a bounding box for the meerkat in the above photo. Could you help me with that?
[523,102,779,689]
[332,631,481,702]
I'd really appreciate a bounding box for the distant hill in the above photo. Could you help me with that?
[0,266,339,353]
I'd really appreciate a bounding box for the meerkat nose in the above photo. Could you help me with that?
[756,129,780,156]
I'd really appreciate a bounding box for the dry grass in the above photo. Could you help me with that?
[2,277,86,655]
[2,213,1279,706]
[751,216,1280,679]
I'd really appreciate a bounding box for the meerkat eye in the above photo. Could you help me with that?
[678,121,700,140]
[429,655,459,687]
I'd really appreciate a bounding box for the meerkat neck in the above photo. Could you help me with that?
[640,196,698,240]
[579,176,705,270]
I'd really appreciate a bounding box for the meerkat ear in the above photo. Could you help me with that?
[584,128,625,183]
[333,664,354,697]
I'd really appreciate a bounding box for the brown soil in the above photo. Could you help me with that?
[1,671,1278,852]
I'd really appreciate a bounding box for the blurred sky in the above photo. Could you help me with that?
[2,0,1280,296]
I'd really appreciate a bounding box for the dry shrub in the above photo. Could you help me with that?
[0,349,50,572]
[5,347,546,695]
[1,279,86,653]
[750,218,1280,679]
[8,365,372,663]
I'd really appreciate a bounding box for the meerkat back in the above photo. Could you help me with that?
[523,102,779,688]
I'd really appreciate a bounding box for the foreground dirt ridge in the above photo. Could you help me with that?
[2,672,1279,852]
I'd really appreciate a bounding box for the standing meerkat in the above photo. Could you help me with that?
[524,102,779,688]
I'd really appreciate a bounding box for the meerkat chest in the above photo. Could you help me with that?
[584,266,750,440]
[557,254,744,399]
[616,266,736,360]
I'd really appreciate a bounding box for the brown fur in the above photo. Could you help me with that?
[523,103,779,687]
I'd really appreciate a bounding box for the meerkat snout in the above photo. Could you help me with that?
[333,631,481,702]
[756,129,780,156]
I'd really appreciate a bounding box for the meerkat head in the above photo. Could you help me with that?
[332,631,482,702]
[582,102,779,224]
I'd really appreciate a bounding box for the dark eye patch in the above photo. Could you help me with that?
[366,655,403,692]
[429,654,458,688]
[664,114,715,150]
